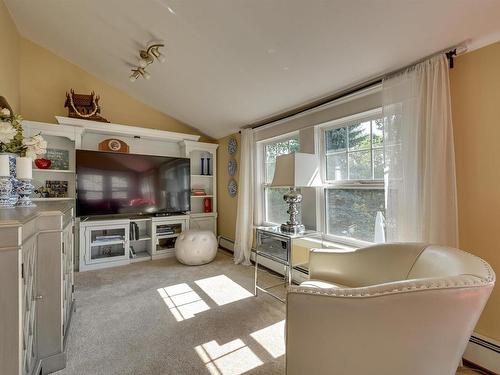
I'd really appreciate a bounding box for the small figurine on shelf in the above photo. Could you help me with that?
[206,157,211,176]
[200,157,205,175]
[34,186,50,198]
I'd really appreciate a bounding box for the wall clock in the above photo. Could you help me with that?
[98,138,129,153]
[227,137,237,155]
[228,159,237,176]
[227,179,238,197]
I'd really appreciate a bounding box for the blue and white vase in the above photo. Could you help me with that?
[0,176,13,208]
[16,178,36,207]
[0,152,19,205]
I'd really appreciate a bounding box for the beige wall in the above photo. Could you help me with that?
[217,134,240,241]
[0,2,20,112]
[450,41,500,341]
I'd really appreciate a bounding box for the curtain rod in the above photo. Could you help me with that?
[244,43,466,132]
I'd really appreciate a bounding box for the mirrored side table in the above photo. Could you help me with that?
[254,226,320,302]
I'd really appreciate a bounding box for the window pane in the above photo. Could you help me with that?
[326,188,385,242]
[372,119,384,147]
[326,153,347,181]
[266,187,302,225]
[288,138,300,153]
[325,127,347,152]
[373,149,384,179]
[348,121,370,150]
[348,150,371,179]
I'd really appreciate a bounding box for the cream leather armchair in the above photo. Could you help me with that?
[286,243,495,375]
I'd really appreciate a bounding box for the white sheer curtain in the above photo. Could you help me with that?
[234,128,254,265]
[383,54,458,247]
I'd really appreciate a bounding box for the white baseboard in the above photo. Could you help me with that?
[218,236,235,252]
[463,333,500,373]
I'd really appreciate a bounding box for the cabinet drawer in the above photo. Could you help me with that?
[257,233,289,262]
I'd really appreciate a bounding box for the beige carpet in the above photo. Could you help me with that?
[56,251,286,375]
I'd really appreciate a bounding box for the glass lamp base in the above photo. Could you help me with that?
[280,223,305,235]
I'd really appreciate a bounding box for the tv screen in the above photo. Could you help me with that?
[76,150,190,217]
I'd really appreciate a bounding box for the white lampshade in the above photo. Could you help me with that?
[270,153,322,187]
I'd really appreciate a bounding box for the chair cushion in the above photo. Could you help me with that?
[299,280,347,289]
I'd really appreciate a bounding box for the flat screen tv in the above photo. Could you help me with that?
[76,150,190,217]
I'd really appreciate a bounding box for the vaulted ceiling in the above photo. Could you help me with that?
[5,0,500,138]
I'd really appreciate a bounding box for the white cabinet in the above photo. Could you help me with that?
[190,213,218,232]
[62,219,74,337]
[150,216,189,259]
[0,202,74,375]
[79,219,130,271]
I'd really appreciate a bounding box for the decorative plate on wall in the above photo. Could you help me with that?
[227,137,237,155]
[227,178,238,197]
[228,159,237,177]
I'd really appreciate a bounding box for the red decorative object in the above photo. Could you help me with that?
[35,158,52,169]
[203,197,212,213]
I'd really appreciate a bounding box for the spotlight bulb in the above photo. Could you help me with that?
[157,53,166,63]
[139,58,148,68]
[129,74,137,82]
[143,71,151,80]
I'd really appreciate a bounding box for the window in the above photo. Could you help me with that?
[262,135,300,225]
[322,112,385,243]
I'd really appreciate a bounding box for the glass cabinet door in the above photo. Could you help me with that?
[154,222,184,253]
[86,225,128,263]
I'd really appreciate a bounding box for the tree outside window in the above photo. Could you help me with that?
[324,116,385,242]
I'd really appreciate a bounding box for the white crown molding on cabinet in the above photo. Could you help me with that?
[55,116,200,142]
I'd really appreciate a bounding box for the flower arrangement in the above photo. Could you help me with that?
[0,108,47,158]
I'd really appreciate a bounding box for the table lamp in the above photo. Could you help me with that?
[270,152,322,234]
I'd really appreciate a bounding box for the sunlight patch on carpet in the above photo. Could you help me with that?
[157,283,210,321]
[195,339,263,375]
[250,320,285,358]
[195,275,253,306]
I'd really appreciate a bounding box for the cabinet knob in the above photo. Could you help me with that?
[34,295,43,300]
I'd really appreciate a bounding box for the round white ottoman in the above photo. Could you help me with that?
[175,230,218,265]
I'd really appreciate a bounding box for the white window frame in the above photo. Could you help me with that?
[318,108,384,247]
[255,131,300,227]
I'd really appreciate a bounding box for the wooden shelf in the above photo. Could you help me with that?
[33,169,75,173]
[191,174,213,178]
[156,233,180,239]
[130,236,151,242]
[90,239,125,247]
[191,195,213,198]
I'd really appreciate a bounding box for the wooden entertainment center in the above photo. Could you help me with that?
[22,117,218,271]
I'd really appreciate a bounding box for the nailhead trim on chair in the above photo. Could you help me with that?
[288,275,494,299]
[290,246,495,299]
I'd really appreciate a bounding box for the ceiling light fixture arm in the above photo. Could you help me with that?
[130,40,166,82]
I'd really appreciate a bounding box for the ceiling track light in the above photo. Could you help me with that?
[129,40,165,82]
[129,67,151,82]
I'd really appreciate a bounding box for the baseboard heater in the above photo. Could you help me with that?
[218,236,235,253]
[464,334,500,374]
